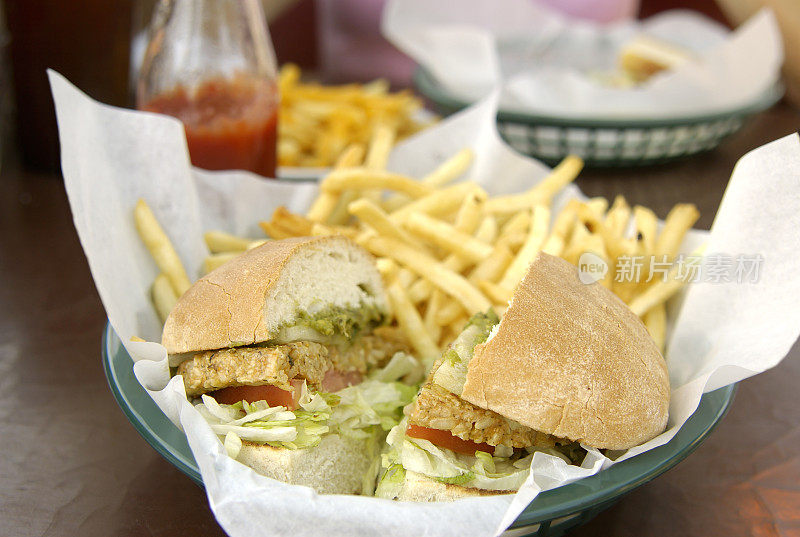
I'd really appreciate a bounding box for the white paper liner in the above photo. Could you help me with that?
[383,0,783,119]
[50,69,800,537]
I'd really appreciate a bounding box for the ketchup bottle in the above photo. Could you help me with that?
[136,0,279,178]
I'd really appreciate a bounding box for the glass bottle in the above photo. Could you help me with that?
[137,0,279,178]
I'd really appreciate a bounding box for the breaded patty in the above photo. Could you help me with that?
[328,326,411,373]
[407,381,557,449]
[178,327,411,398]
[178,341,331,397]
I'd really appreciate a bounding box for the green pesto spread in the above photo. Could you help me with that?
[295,302,385,340]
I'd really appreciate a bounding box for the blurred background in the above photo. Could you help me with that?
[1,0,796,173]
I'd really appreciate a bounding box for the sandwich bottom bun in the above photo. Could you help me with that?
[375,469,514,502]
[237,433,379,495]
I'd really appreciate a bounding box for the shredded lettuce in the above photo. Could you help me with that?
[330,380,416,439]
[223,431,242,458]
[368,351,420,383]
[432,310,499,395]
[195,379,415,452]
[382,419,534,491]
[375,462,407,499]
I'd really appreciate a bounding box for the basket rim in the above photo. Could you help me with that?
[413,66,783,128]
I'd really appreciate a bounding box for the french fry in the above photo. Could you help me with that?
[530,155,584,202]
[499,205,550,290]
[386,279,440,367]
[404,192,487,303]
[204,230,258,253]
[375,257,398,279]
[321,168,432,198]
[628,277,686,317]
[365,123,396,170]
[363,235,491,313]
[474,215,498,243]
[263,206,315,238]
[309,222,359,239]
[203,252,241,274]
[574,202,636,261]
[644,303,666,352]
[134,199,192,296]
[499,211,531,240]
[390,181,482,222]
[605,195,631,236]
[278,64,428,168]
[586,197,609,216]
[361,123,398,203]
[151,273,178,323]
[259,221,298,239]
[634,205,658,255]
[483,191,544,215]
[435,300,464,327]
[550,201,578,240]
[404,212,492,264]
[348,198,421,247]
[453,191,486,234]
[562,224,591,265]
[306,144,365,223]
[424,290,444,343]
[469,242,514,285]
[655,204,700,259]
[421,148,474,187]
[478,280,512,305]
[542,234,565,257]
[326,191,360,226]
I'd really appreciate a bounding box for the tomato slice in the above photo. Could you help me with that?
[406,424,495,455]
[210,384,297,409]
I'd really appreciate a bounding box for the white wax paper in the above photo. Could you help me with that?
[50,69,800,537]
[383,0,783,119]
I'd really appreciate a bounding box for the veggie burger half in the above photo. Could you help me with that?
[162,235,414,494]
[377,252,670,501]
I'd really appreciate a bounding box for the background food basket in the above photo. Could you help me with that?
[414,67,783,167]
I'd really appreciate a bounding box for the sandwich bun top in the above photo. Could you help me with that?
[161,235,388,355]
[461,253,669,450]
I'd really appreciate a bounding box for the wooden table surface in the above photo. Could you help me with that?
[1,104,798,537]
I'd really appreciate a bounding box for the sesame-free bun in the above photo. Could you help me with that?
[461,253,669,450]
[237,433,378,495]
[375,470,512,502]
[161,236,388,354]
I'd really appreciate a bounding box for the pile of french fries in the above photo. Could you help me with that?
[191,144,699,364]
[135,115,699,363]
[278,64,430,168]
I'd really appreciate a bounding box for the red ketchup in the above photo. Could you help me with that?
[142,76,278,178]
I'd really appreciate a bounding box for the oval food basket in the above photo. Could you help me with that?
[414,67,782,167]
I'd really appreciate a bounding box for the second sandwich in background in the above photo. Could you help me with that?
[377,252,670,501]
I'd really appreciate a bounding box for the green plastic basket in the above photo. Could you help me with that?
[103,323,736,537]
[414,67,782,167]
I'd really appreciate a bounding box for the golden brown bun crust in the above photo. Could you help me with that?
[162,236,351,354]
[461,253,669,450]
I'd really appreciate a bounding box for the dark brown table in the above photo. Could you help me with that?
[1,104,798,537]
